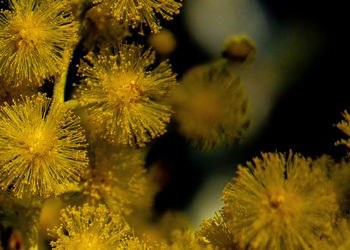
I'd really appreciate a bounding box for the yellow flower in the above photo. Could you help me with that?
[171,62,250,150]
[0,93,88,198]
[93,0,182,34]
[76,43,177,146]
[335,109,350,150]
[81,6,130,50]
[197,211,238,249]
[148,29,177,56]
[222,152,338,250]
[50,203,131,250]
[312,155,350,216]
[0,76,35,104]
[82,145,149,215]
[0,0,78,87]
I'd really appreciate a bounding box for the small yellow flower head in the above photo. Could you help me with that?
[93,0,182,34]
[148,29,177,56]
[0,76,35,104]
[77,43,177,146]
[82,146,148,215]
[0,93,88,198]
[222,152,338,250]
[197,211,238,249]
[82,6,130,50]
[50,203,131,250]
[222,35,256,66]
[171,63,250,150]
[335,110,350,150]
[0,0,78,87]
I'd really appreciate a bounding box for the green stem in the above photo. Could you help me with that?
[52,50,72,104]
[22,207,40,250]
[0,194,43,250]
[17,198,43,250]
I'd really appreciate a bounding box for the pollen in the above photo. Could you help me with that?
[76,43,177,147]
[0,93,88,198]
[0,0,78,87]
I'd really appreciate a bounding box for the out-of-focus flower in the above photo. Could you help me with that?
[0,76,35,104]
[222,152,338,250]
[49,203,131,249]
[0,0,78,87]
[144,211,192,243]
[197,211,238,249]
[82,145,149,215]
[222,35,256,66]
[325,219,350,250]
[169,229,213,250]
[0,93,88,198]
[312,155,350,216]
[81,6,130,50]
[76,43,177,147]
[93,0,182,34]
[123,235,168,249]
[171,62,250,150]
[148,29,177,56]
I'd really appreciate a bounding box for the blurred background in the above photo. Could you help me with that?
[145,0,350,226]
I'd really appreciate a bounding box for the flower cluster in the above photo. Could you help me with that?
[1,0,349,250]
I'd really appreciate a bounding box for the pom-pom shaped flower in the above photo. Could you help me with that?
[148,29,177,56]
[222,152,338,250]
[0,93,88,198]
[50,203,131,249]
[93,0,182,34]
[82,145,149,215]
[0,0,78,87]
[77,43,177,146]
[171,63,250,150]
